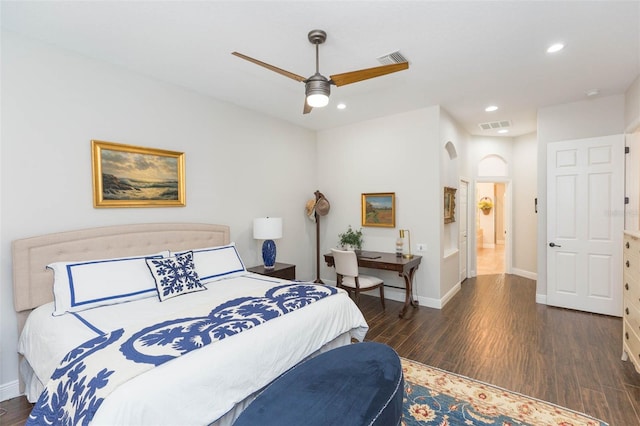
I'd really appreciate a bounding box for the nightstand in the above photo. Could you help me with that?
[247,262,296,280]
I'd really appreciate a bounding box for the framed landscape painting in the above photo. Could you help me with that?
[361,192,395,227]
[91,140,186,208]
[444,186,456,224]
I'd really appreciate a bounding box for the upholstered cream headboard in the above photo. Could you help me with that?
[12,223,230,334]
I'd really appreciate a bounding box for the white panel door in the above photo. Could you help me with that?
[547,135,624,316]
[459,180,468,281]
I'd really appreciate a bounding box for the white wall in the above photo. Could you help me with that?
[316,107,443,306]
[0,32,318,399]
[439,109,469,301]
[315,106,473,308]
[538,95,626,144]
[625,75,640,132]
[512,132,538,277]
[536,94,626,300]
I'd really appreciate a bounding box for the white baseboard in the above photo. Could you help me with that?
[323,281,448,311]
[511,268,537,280]
[536,293,547,304]
[0,380,20,402]
[382,283,461,310]
[380,286,403,303]
[322,279,415,306]
[439,282,461,308]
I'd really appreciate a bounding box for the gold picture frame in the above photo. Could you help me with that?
[361,192,396,227]
[91,140,186,208]
[444,187,457,224]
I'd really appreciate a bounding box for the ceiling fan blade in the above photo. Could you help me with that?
[303,98,313,114]
[329,62,409,87]
[232,52,306,82]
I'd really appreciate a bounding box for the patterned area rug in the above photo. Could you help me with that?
[401,358,608,426]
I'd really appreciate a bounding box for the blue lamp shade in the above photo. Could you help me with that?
[253,217,283,269]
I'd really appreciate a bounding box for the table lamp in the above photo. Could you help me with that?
[399,229,413,259]
[253,217,283,269]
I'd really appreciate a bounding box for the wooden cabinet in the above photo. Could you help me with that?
[247,262,296,281]
[623,231,640,373]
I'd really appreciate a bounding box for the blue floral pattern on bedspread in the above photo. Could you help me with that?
[27,283,337,426]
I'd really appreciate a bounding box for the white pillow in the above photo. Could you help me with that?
[173,243,246,284]
[48,251,169,316]
[146,251,206,301]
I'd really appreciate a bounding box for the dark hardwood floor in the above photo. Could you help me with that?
[360,274,640,426]
[0,398,31,426]
[2,274,639,425]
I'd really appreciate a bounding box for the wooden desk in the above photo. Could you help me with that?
[324,250,422,318]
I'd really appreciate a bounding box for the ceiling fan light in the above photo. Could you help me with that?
[305,74,331,108]
[307,93,329,108]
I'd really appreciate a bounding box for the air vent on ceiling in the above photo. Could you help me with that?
[377,51,408,65]
[478,120,512,131]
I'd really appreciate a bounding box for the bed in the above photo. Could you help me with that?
[12,223,368,425]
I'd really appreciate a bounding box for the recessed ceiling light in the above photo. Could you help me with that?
[547,43,565,53]
[485,105,498,112]
[337,103,346,110]
[585,89,600,97]
[497,129,509,134]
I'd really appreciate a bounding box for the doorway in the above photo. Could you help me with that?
[546,135,623,316]
[476,182,507,275]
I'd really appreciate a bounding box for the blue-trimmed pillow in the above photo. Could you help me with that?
[48,251,170,316]
[172,243,246,284]
[146,251,206,301]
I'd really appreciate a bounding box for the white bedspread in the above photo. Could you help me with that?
[19,273,369,425]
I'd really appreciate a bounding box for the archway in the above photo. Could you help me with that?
[476,155,511,275]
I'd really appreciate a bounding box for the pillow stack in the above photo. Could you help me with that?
[47,243,247,314]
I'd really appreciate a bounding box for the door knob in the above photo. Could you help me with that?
[549,242,562,247]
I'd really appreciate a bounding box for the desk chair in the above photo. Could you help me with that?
[330,248,385,310]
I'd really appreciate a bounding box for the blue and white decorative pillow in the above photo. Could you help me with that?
[172,243,247,284]
[48,251,170,316]
[145,251,206,302]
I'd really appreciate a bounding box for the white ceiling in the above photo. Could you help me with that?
[2,1,639,136]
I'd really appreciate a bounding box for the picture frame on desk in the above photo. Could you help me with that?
[361,192,395,228]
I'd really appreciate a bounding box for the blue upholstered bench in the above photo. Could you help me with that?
[233,342,404,426]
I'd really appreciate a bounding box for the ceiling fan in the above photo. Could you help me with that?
[232,29,409,114]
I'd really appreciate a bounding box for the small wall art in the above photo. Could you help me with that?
[444,187,457,224]
[91,140,186,208]
[361,192,395,228]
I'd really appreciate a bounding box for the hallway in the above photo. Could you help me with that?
[477,244,504,275]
